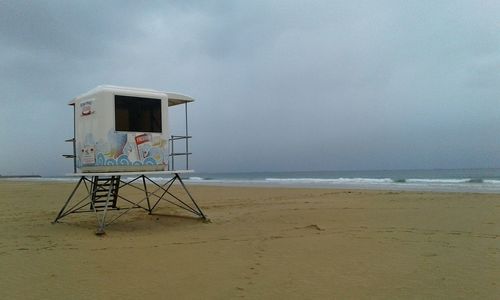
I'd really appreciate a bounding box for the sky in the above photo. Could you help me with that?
[0,0,499,176]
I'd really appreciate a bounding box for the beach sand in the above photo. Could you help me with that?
[0,181,498,299]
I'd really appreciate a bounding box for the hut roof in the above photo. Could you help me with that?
[68,85,194,106]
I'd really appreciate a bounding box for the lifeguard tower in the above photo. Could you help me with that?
[53,85,207,234]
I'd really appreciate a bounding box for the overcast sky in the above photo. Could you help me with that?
[0,1,499,176]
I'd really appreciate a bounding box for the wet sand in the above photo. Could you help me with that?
[0,181,498,299]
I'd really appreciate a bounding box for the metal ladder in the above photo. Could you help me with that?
[90,176,121,211]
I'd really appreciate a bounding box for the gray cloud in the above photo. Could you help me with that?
[0,1,499,175]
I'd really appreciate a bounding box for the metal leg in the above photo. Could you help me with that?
[174,173,207,220]
[52,177,84,223]
[142,175,152,213]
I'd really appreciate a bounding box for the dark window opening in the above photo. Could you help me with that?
[115,95,162,132]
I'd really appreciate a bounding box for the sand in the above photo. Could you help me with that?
[0,180,498,299]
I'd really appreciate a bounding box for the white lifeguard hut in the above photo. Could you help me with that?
[53,86,207,234]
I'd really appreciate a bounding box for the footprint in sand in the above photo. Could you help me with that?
[422,253,438,257]
[295,224,325,231]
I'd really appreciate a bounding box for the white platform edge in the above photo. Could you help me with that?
[66,170,194,177]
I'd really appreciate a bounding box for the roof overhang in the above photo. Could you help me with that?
[166,92,194,107]
[68,85,194,106]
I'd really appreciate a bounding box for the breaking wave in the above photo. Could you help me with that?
[265,177,394,184]
[263,177,494,185]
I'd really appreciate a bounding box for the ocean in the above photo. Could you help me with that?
[190,168,500,193]
[7,168,500,193]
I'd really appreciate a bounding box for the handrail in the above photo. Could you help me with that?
[63,137,77,173]
[169,135,191,171]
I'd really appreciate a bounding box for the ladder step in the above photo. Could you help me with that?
[93,197,115,202]
[93,207,120,211]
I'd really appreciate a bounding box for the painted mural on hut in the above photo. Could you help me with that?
[76,131,167,169]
